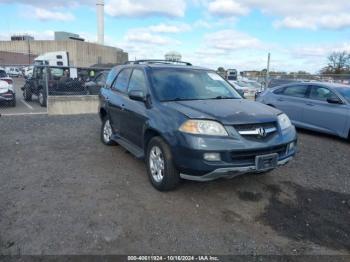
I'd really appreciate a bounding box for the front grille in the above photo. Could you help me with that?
[234,122,278,140]
[230,144,288,166]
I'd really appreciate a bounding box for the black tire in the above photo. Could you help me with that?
[146,137,180,191]
[23,86,32,101]
[38,89,47,107]
[10,96,16,107]
[101,116,116,146]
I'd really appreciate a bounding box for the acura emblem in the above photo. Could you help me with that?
[257,127,267,137]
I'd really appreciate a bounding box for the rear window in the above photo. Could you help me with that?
[0,70,7,78]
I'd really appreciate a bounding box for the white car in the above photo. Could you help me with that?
[0,79,16,107]
[228,80,261,99]
[5,67,22,77]
[0,68,13,85]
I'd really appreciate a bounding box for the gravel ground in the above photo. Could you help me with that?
[0,114,349,255]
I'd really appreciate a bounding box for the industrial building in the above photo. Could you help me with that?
[0,1,128,67]
[0,37,128,67]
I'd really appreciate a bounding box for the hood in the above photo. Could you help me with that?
[162,99,280,125]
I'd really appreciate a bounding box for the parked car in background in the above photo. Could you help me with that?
[99,60,297,191]
[5,67,22,77]
[229,80,260,99]
[84,70,109,95]
[257,82,350,139]
[0,79,16,107]
[0,68,13,85]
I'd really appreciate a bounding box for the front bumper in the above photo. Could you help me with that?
[180,155,293,181]
[170,125,297,180]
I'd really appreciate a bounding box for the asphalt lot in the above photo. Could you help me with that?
[0,78,47,116]
[0,114,349,255]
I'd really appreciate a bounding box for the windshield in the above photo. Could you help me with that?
[336,87,350,103]
[150,69,242,102]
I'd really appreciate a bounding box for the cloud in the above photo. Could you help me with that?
[208,0,249,16]
[204,29,263,51]
[148,23,191,33]
[105,0,186,18]
[274,13,350,30]
[33,8,75,21]
[207,0,350,30]
[0,0,92,8]
[125,29,181,45]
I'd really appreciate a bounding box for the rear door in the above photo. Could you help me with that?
[303,85,348,136]
[108,68,132,134]
[272,84,309,124]
[119,68,148,147]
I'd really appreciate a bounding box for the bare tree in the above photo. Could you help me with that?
[326,51,350,74]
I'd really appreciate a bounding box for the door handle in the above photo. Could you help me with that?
[277,98,284,101]
[306,102,314,106]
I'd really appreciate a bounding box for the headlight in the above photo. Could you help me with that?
[278,113,292,130]
[179,120,228,136]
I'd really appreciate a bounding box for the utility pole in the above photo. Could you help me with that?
[27,38,31,65]
[266,52,271,88]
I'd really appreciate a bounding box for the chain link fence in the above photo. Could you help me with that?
[0,65,110,115]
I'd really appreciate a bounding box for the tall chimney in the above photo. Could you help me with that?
[96,0,104,45]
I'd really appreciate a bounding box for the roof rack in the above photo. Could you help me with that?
[125,59,192,66]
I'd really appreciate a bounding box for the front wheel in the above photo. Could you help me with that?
[101,117,116,146]
[146,137,181,191]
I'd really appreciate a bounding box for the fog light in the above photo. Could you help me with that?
[204,153,221,162]
[288,142,295,152]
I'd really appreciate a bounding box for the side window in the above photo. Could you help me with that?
[128,69,147,92]
[95,74,103,82]
[309,86,337,102]
[112,68,132,93]
[282,85,308,98]
[273,87,285,95]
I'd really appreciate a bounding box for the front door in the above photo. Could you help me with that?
[303,85,348,136]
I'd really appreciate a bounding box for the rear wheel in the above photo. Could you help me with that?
[146,137,180,191]
[38,89,47,107]
[101,116,116,146]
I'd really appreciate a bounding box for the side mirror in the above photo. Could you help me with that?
[129,90,146,102]
[97,81,105,87]
[327,97,343,104]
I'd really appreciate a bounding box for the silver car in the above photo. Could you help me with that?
[256,82,350,139]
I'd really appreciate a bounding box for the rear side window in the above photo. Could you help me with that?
[282,85,308,98]
[112,68,132,93]
[128,69,147,92]
[309,86,338,102]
